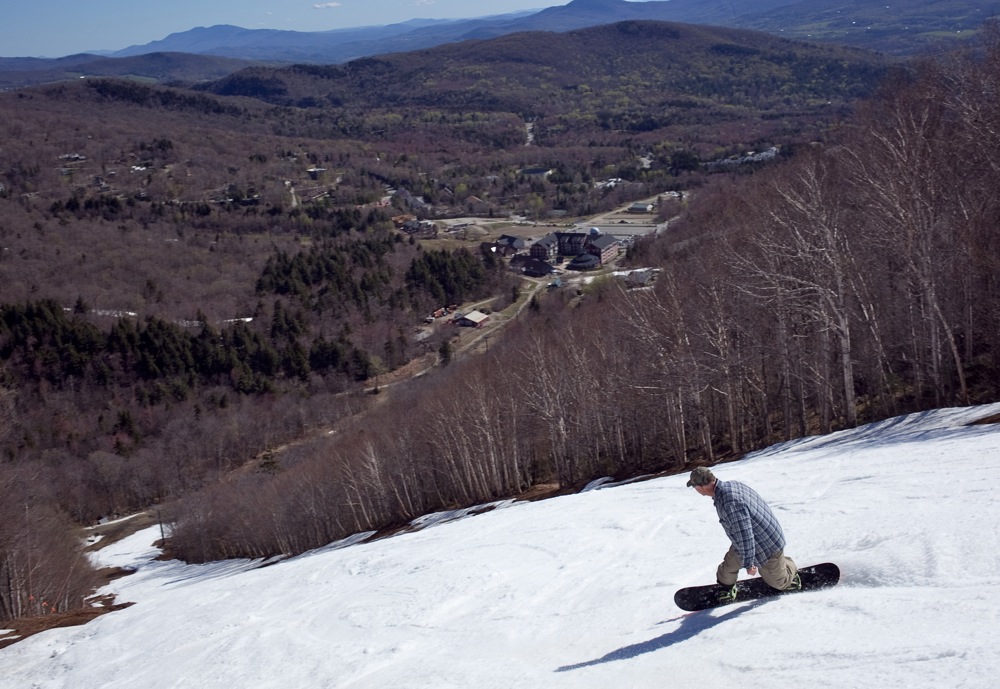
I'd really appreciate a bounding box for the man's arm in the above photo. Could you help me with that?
[722,503,758,570]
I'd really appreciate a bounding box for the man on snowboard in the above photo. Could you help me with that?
[687,467,800,602]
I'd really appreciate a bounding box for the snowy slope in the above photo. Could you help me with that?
[2,404,999,688]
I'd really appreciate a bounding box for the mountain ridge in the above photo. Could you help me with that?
[2,0,997,89]
[100,0,1000,60]
[104,0,803,62]
[194,20,886,114]
[6,0,997,62]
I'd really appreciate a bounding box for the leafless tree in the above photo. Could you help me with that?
[727,151,866,429]
[843,72,970,405]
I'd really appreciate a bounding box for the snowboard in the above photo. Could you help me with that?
[674,562,840,612]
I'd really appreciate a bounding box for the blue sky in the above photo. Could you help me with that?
[1,1,567,58]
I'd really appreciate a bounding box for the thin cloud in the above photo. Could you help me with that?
[313,2,342,9]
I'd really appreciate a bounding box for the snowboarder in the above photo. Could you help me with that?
[686,467,800,602]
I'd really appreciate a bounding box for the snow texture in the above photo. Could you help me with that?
[2,404,999,688]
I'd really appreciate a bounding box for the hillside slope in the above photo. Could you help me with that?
[737,0,999,54]
[200,20,886,113]
[1,403,998,687]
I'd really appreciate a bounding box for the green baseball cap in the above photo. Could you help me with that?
[686,467,716,487]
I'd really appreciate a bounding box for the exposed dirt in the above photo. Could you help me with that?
[0,572,136,650]
[0,513,163,650]
[968,412,1000,425]
[83,511,165,552]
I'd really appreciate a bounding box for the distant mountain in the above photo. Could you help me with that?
[0,52,260,90]
[2,0,996,89]
[109,17,489,64]
[104,0,1000,64]
[107,1,804,63]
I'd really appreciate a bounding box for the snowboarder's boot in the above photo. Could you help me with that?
[785,572,802,591]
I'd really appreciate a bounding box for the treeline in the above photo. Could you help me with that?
[255,237,399,304]
[169,35,1000,562]
[0,236,509,396]
[86,79,244,116]
[0,465,100,622]
[0,299,374,395]
[405,248,493,308]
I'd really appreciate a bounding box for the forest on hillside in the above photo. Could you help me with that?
[738,0,1000,55]
[0,21,996,624]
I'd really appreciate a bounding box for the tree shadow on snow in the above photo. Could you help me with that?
[555,599,768,672]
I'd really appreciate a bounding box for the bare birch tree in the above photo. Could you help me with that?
[844,74,970,405]
[731,151,866,428]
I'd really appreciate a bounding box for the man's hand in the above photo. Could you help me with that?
[747,566,758,576]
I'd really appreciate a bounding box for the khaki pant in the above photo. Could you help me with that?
[716,546,797,590]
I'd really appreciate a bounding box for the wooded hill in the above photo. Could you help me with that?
[738,0,999,55]
[0,52,261,90]
[202,21,885,131]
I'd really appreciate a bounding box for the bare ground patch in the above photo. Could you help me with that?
[0,571,136,650]
[1,512,160,649]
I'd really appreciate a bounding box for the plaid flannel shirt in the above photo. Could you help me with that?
[714,480,786,569]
